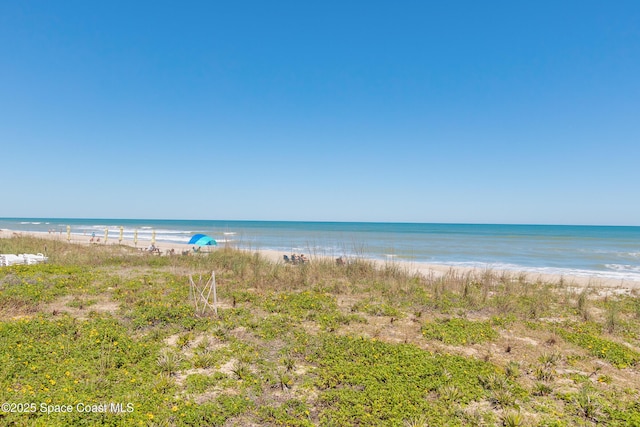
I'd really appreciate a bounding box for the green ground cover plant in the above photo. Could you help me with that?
[420,317,498,345]
[555,322,640,368]
[313,334,498,426]
[0,314,173,426]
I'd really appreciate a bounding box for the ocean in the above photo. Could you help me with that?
[1,218,639,282]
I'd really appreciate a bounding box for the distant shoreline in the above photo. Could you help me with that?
[2,228,638,290]
[2,216,640,227]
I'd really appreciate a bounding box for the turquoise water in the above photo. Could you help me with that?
[1,218,639,281]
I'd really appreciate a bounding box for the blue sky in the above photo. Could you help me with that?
[1,1,639,225]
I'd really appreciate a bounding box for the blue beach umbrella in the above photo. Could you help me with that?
[188,234,217,246]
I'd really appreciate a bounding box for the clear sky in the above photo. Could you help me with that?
[1,1,639,225]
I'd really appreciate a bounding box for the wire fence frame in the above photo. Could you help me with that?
[188,271,218,316]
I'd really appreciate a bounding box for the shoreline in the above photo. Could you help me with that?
[255,249,640,290]
[1,228,639,290]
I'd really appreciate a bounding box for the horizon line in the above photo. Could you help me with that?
[1,217,638,228]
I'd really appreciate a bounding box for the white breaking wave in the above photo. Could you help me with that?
[605,264,640,273]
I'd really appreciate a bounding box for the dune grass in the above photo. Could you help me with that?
[1,235,640,426]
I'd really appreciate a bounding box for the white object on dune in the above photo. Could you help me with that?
[0,254,21,266]
[23,253,49,265]
[0,253,48,267]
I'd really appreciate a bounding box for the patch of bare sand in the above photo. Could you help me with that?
[45,295,119,319]
[164,332,229,358]
[337,311,424,346]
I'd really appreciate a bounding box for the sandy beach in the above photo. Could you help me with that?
[2,228,638,291]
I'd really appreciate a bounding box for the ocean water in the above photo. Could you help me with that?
[1,218,639,282]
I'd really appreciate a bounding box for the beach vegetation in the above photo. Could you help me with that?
[576,287,591,321]
[554,322,640,368]
[421,317,498,345]
[1,235,640,425]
